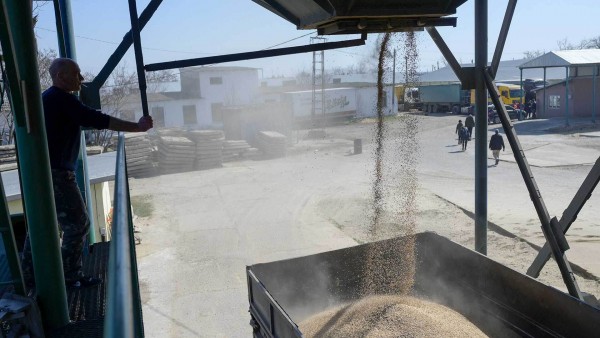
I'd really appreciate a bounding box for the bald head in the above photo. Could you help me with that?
[49,58,83,92]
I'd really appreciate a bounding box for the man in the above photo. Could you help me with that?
[489,129,505,166]
[455,119,463,145]
[22,58,153,289]
[459,125,470,151]
[464,114,475,140]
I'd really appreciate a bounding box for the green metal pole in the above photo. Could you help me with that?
[54,0,97,244]
[0,176,25,296]
[0,0,69,327]
[52,0,66,57]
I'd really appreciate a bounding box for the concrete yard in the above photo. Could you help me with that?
[129,114,600,337]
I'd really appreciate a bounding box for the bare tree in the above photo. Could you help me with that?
[38,48,57,90]
[580,36,600,49]
[523,50,544,59]
[87,64,137,150]
[295,70,311,85]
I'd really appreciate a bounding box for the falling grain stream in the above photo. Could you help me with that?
[301,32,488,337]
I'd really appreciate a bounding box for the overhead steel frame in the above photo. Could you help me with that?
[127,0,586,300]
[426,0,582,299]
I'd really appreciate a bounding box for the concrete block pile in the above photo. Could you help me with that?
[257,131,287,159]
[124,132,156,177]
[157,136,195,174]
[222,140,253,162]
[0,144,17,172]
[86,146,103,156]
[187,130,224,170]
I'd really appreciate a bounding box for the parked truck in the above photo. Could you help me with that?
[394,85,420,111]
[282,87,357,125]
[417,83,470,114]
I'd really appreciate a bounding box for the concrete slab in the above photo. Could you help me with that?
[503,143,600,167]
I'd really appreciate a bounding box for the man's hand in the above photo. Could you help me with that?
[137,115,153,132]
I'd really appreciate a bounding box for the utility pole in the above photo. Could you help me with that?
[392,49,396,108]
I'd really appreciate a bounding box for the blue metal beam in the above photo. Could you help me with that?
[145,36,367,71]
[127,0,149,117]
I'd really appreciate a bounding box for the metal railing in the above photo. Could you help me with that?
[104,133,144,338]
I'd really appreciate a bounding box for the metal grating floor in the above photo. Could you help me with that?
[48,241,110,338]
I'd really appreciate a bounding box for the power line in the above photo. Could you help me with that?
[261,31,316,50]
[35,26,215,55]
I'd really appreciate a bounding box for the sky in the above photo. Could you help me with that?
[33,0,600,80]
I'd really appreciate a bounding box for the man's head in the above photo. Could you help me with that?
[459,120,462,123]
[494,129,499,134]
[49,58,84,92]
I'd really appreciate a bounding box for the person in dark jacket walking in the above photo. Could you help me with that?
[489,129,505,165]
[455,120,463,145]
[464,114,475,140]
[459,126,470,151]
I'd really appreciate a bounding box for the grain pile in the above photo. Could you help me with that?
[257,131,286,159]
[124,132,156,177]
[187,130,224,170]
[300,295,487,338]
[157,136,195,174]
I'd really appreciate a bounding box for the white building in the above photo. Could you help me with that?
[121,66,260,129]
[119,67,395,134]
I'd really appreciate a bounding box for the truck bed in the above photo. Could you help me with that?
[247,232,600,337]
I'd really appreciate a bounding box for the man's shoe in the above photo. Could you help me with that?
[495,159,499,165]
[67,275,103,289]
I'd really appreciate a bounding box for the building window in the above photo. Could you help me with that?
[151,106,165,127]
[120,110,135,121]
[549,95,560,109]
[211,102,223,123]
[332,78,341,84]
[210,77,223,85]
[183,105,197,125]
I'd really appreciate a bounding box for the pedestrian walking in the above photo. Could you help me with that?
[465,114,475,140]
[489,129,505,165]
[455,119,463,145]
[460,126,470,151]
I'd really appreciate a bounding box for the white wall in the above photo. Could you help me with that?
[198,69,259,106]
[126,68,261,129]
[355,86,395,117]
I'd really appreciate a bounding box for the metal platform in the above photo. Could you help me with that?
[252,0,467,34]
[48,242,110,338]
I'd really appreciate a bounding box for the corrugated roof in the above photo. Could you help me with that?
[520,49,600,69]
[418,59,566,83]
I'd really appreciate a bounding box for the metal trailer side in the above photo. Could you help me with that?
[246,232,600,338]
[418,83,468,114]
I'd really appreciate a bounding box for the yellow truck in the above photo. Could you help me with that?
[469,83,523,105]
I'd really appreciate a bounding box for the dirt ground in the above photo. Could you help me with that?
[130,113,600,337]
